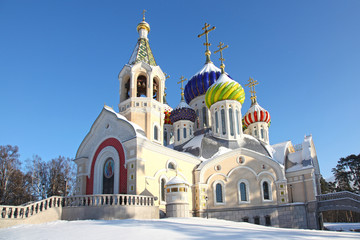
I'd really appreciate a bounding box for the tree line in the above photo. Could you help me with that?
[0,145,76,206]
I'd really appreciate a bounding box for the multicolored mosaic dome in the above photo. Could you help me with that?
[184,62,223,104]
[205,73,245,108]
[169,101,197,123]
[243,102,271,127]
[164,104,173,125]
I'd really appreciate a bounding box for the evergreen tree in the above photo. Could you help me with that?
[332,153,360,193]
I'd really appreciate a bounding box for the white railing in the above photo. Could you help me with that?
[0,194,155,220]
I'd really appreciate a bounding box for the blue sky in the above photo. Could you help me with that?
[1,0,359,179]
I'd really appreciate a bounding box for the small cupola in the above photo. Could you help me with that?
[243,78,271,144]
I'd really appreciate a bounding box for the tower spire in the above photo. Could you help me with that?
[198,23,216,64]
[214,42,229,74]
[177,76,187,101]
[245,77,259,104]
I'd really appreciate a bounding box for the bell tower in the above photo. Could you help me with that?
[118,11,166,144]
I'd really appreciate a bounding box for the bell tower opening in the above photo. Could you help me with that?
[137,75,147,97]
[153,77,159,101]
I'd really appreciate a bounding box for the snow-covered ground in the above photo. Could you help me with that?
[1,218,359,240]
[324,222,360,232]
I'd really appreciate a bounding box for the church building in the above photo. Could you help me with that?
[74,15,322,229]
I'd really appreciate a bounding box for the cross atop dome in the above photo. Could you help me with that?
[177,76,187,100]
[214,42,229,74]
[198,23,216,64]
[245,77,259,104]
[142,9,146,21]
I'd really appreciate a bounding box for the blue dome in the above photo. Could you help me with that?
[169,101,197,123]
[184,62,222,104]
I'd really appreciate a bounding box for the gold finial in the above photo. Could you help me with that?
[198,23,216,64]
[177,76,187,100]
[142,9,146,21]
[245,77,259,104]
[214,42,229,74]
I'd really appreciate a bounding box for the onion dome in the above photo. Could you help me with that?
[164,104,173,125]
[137,20,150,33]
[243,102,271,127]
[205,73,245,109]
[184,63,222,104]
[169,101,197,123]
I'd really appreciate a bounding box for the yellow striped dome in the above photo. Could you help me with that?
[205,74,245,108]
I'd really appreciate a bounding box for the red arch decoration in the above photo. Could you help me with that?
[86,138,127,194]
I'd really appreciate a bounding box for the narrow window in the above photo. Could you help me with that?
[215,111,219,133]
[240,182,247,201]
[215,183,223,203]
[236,110,240,135]
[189,128,192,136]
[202,107,207,127]
[254,216,260,225]
[161,178,166,202]
[177,128,180,141]
[183,128,187,139]
[229,108,234,136]
[261,128,264,139]
[196,110,200,128]
[242,217,249,222]
[154,125,158,140]
[254,129,257,137]
[164,130,168,146]
[265,215,271,226]
[263,181,270,200]
[221,109,226,135]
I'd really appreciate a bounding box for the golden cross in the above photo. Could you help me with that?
[177,76,187,100]
[142,9,146,21]
[245,77,259,103]
[214,42,229,73]
[198,23,216,63]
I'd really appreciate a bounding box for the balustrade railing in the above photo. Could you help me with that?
[0,194,155,220]
[317,191,360,202]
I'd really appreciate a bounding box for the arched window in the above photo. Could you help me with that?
[168,162,176,170]
[239,182,247,202]
[164,130,168,146]
[221,109,226,135]
[263,181,270,200]
[236,110,240,135]
[154,125,158,141]
[254,129,257,137]
[160,178,166,202]
[229,108,234,136]
[215,111,219,133]
[177,128,180,141]
[183,128,187,139]
[202,107,207,127]
[189,128,192,136]
[261,128,264,139]
[215,183,223,203]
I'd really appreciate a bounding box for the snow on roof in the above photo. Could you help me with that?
[286,163,314,173]
[104,105,146,138]
[183,134,204,149]
[166,176,189,186]
[175,100,192,110]
[194,62,221,76]
[243,134,274,159]
[271,141,292,165]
